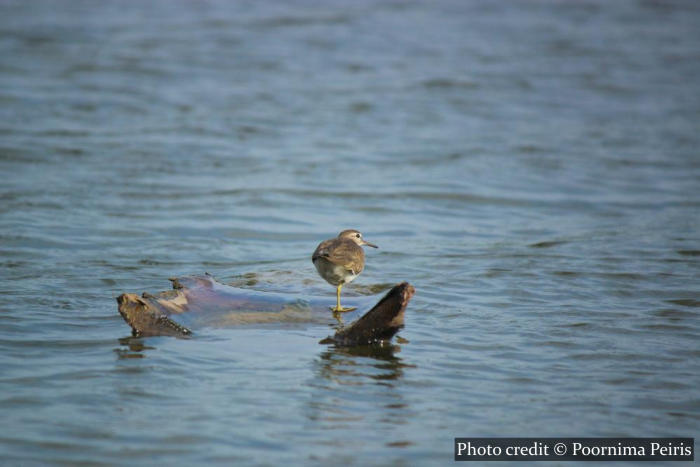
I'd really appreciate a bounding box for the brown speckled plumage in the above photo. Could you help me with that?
[312,237,365,280]
[312,229,377,312]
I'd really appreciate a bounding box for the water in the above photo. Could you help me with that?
[1,0,699,464]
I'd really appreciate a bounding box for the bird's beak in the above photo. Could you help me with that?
[362,240,378,248]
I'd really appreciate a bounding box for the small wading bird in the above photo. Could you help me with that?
[312,229,378,313]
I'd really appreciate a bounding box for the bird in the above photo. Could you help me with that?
[312,229,378,313]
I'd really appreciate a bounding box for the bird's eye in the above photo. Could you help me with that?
[356,234,361,238]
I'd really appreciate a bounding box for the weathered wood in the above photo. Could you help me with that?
[116,274,414,346]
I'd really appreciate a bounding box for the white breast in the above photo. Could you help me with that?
[313,258,358,285]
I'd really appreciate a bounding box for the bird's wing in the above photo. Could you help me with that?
[312,239,365,275]
[312,239,335,262]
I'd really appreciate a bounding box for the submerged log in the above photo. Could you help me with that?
[116,274,415,346]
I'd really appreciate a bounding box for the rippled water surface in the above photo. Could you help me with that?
[1,0,699,465]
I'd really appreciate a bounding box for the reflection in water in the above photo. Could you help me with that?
[305,344,416,446]
[114,336,155,359]
[316,344,410,385]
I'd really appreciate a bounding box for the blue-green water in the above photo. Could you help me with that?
[1,0,699,465]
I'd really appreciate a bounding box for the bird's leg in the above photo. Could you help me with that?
[330,283,356,312]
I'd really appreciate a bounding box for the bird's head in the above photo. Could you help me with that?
[338,229,378,248]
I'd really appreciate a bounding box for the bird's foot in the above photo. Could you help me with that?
[329,306,356,313]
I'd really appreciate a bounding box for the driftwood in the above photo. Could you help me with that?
[116,274,414,346]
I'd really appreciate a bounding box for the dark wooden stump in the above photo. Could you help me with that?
[117,274,415,346]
